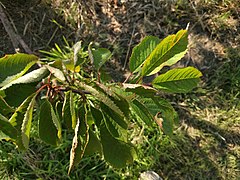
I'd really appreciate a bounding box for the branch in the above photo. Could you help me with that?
[0,3,33,54]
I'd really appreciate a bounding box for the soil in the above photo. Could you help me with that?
[1,1,239,67]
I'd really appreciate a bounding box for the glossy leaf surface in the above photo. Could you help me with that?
[129,36,160,73]
[0,53,38,86]
[152,67,202,93]
[142,30,188,76]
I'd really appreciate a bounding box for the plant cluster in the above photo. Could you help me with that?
[0,29,202,173]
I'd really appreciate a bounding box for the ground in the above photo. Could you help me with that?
[0,0,239,179]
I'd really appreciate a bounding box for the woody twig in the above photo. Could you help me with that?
[0,3,33,54]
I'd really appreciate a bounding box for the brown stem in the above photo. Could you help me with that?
[123,72,133,83]
[0,3,32,54]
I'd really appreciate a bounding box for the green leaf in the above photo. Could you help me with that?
[123,83,157,97]
[68,118,82,174]
[70,91,77,129]
[62,91,72,129]
[89,46,111,70]
[0,131,10,140]
[142,29,188,76]
[84,129,102,156]
[130,99,153,126]
[55,101,63,123]
[77,107,101,155]
[0,113,18,140]
[78,82,124,117]
[73,41,82,66]
[9,94,35,150]
[101,103,128,130]
[100,124,136,168]
[68,104,90,174]
[0,53,38,86]
[21,95,36,149]
[95,82,121,101]
[0,96,14,116]
[96,83,130,119]
[100,104,127,141]
[110,94,130,120]
[62,59,74,72]
[38,99,61,146]
[45,65,66,82]
[150,97,178,136]
[152,67,202,93]
[90,106,103,128]
[2,83,37,108]
[0,67,49,91]
[62,91,78,130]
[129,36,160,73]
[130,96,178,136]
[151,48,188,75]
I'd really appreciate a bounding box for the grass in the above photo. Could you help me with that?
[0,0,240,179]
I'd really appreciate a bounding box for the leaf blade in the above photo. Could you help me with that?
[0,53,38,86]
[38,99,61,146]
[142,30,188,76]
[21,95,36,149]
[0,113,18,140]
[0,67,48,91]
[89,46,111,70]
[100,124,136,168]
[152,67,202,93]
[9,94,35,150]
[78,82,124,117]
[129,36,160,73]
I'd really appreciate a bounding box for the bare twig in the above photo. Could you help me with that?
[0,3,32,54]
[123,25,136,70]
[189,1,206,31]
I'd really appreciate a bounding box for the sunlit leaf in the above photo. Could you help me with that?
[0,67,49,91]
[123,83,157,97]
[0,53,38,86]
[152,67,202,93]
[68,118,81,174]
[142,30,188,76]
[45,65,66,82]
[129,36,160,73]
